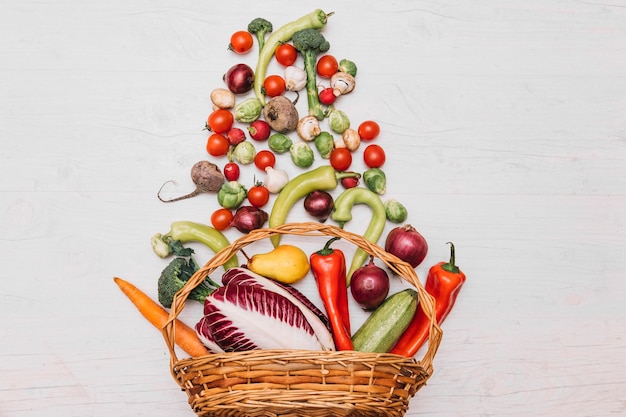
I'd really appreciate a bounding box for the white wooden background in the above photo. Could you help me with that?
[1,1,625,416]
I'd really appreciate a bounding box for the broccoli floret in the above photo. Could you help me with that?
[291,28,330,120]
[247,18,273,52]
[157,256,219,308]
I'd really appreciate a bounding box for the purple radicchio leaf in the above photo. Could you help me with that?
[195,316,225,353]
[221,267,335,350]
[197,283,324,352]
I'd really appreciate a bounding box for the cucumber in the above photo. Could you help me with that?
[352,289,418,353]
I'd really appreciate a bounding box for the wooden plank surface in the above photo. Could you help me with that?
[1,1,625,416]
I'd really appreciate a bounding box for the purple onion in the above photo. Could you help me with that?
[350,258,390,310]
[384,224,429,268]
[223,63,254,94]
[303,190,334,222]
[231,206,268,233]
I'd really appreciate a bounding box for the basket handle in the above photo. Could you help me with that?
[163,222,442,371]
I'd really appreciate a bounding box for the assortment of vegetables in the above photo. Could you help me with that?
[115,10,468,360]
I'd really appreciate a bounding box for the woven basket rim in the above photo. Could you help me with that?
[163,221,442,374]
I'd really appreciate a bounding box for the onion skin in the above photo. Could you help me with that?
[303,190,334,222]
[224,63,254,94]
[231,206,268,233]
[350,259,390,310]
[384,225,428,268]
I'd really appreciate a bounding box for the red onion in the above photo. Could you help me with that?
[303,190,334,222]
[384,224,428,268]
[350,258,390,310]
[223,63,254,94]
[231,206,268,233]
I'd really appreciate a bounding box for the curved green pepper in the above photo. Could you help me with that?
[151,220,239,271]
[269,165,359,247]
[330,187,386,285]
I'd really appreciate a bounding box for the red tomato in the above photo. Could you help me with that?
[263,75,286,97]
[254,150,276,171]
[223,162,240,181]
[363,144,386,168]
[206,133,230,157]
[247,185,270,208]
[229,31,254,54]
[358,120,381,141]
[275,43,297,66]
[207,109,234,134]
[330,147,352,171]
[316,55,338,78]
[211,208,233,230]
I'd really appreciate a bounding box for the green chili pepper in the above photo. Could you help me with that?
[151,220,239,271]
[269,165,360,247]
[330,187,386,285]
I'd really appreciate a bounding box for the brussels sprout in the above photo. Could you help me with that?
[339,59,357,77]
[231,141,256,165]
[217,181,247,209]
[289,141,315,168]
[314,131,335,159]
[234,97,263,123]
[268,133,293,154]
[384,199,408,223]
[363,167,386,195]
[327,107,350,134]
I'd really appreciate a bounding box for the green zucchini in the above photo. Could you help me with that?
[352,289,418,353]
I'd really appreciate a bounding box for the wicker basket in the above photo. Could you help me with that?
[164,222,443,417]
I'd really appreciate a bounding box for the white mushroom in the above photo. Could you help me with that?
[296,116,321,141]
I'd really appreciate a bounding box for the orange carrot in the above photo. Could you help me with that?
[113,277,209,357]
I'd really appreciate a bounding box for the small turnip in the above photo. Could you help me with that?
[157,161,225,203]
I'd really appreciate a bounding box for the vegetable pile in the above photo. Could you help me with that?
[115,9,467,359]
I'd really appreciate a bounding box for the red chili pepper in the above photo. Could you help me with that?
[390,242,466,357]
[310,237,353,351]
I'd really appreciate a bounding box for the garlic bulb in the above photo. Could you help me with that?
[284,66,307,92]
[264,166,290,193]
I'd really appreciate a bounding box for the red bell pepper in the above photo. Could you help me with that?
[390,242,466,357]
[310,237,353,351]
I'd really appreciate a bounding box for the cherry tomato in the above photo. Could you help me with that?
[263,75,286,97]
[330,147,352,171]
[247,184,270,208]
[211,208,234,230]
[358,120,381,141]
[254,150,276,171]
[206,133,230,157]
[223,162,240,181]
[363,144,386,168]
[275,43,297,66]
[229,31,254,54]
[207,109,234,134]
[316,55,338,78]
